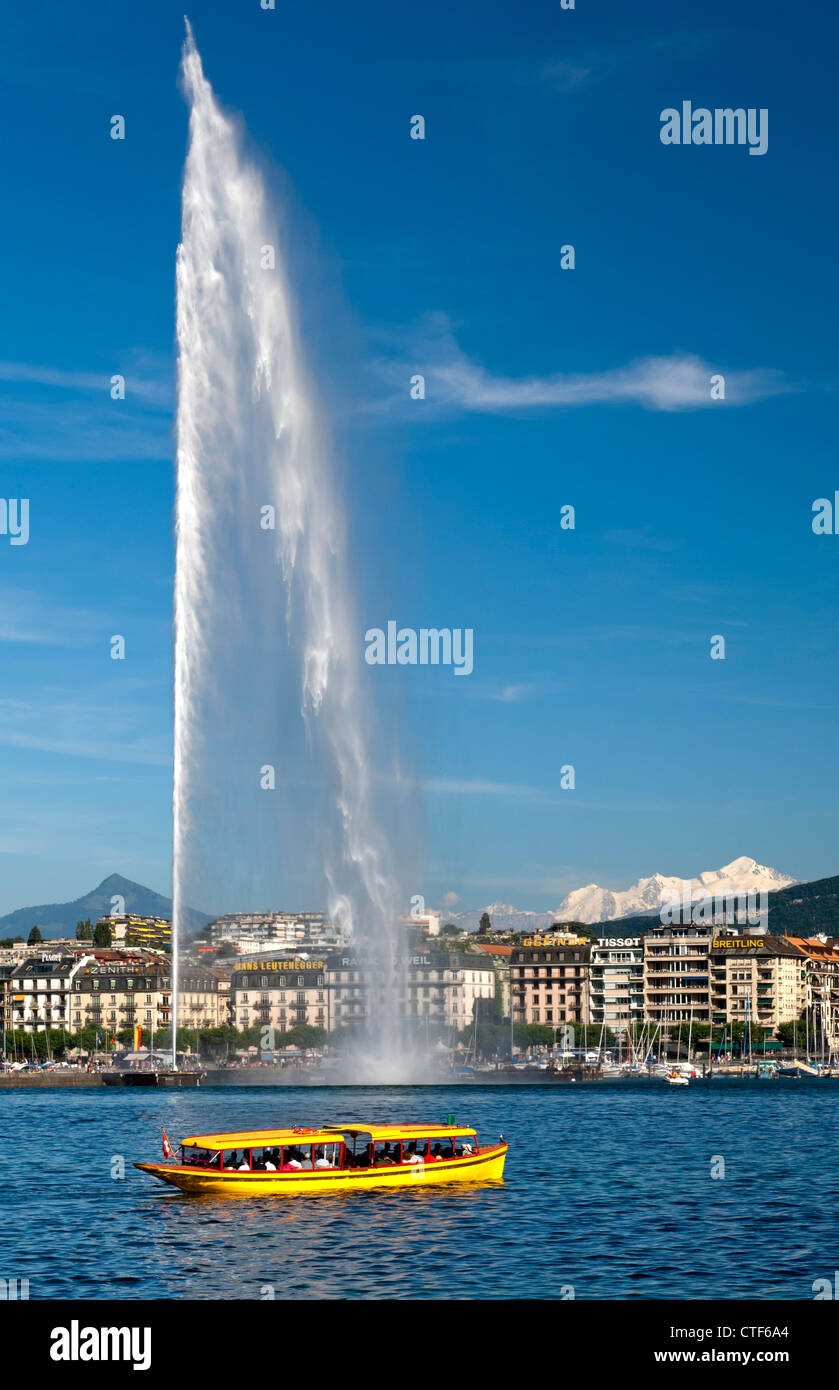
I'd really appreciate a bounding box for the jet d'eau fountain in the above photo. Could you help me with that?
[171,22,421,1079]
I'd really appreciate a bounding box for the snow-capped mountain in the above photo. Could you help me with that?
[442,859,796,932]
[554,857,795,924]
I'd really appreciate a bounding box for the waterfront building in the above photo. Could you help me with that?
[786,936,839,1051]
[312,950,496,1034]
[178,966,228,1030]
[643,924,713,1025]
[0,963,13,1036]
[477,943,512,1019]
[232,957,329,1034]
[401,952,495,1027]
[708,933,805,1031]
[589,937,644,1036]
[510,934,592,1026]
[71,952,171,1038]
[8,951,94,1033]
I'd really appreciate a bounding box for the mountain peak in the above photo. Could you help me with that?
[555,858,796,924]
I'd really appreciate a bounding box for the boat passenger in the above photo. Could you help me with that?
[314,1148,332,1169]
[237,1154,250,1171]
[430,1143,443,1161]
[282,1156,303,1171]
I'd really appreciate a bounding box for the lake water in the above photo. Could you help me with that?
[2,1081,837,1300]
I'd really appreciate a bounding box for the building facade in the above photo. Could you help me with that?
[97,915,173,950]
[510,935,592,1027]
[643,924,714,1025]
[209,912,341,955]
[178,966,228,1030]
[231,958,329,1034]
[71,953,171,1038]
[7,951,94,1033]
[709,933,805,1031]
[589,937,644,1034]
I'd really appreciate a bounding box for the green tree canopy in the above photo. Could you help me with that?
[93,921,112,947]
[27,925,43,944]
[478,911,492,934]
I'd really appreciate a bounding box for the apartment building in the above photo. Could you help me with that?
[71,953,171,1037]
[401,952,495,1028]
[209,911,342,955]
[231,957,329,1034]
[8,951,94,1033]
[510,935,592,1026]
[178,966,229,1030]
[643,924,713,1025]
[709,933,804,1030]
[98,915,173,950]
[787,936,839,1050]
[589,937,644,1034]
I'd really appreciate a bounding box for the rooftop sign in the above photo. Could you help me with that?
[522,935,589,947]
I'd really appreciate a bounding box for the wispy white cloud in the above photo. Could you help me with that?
[0,693,171,767]
[477,679,568,703]
[420,776,540,797]
[371,315,789,416]
[0,588,108,648]
[0,359,172,408]
[0,354,173,460]
[540,30,713,94]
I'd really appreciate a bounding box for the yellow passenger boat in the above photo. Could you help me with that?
[135,1121,507,1194]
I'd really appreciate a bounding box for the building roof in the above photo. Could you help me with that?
[783,936,839,963]
[478,944,512,958]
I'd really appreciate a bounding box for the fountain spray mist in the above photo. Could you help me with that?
[173,23,422,1079]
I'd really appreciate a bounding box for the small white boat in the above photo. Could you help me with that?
[667,1070,689,1087]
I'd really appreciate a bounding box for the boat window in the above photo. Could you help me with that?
[349,1137,373,1168]
[411,1137,430,1158]
[372,1140,400,1167]
[313,1142,342,1169]
[251,1147,281,1171]
[281,1144,314,1170]
[182,1146,219,1167]
[454,1136,476,1156]
[223,1149,251,1171]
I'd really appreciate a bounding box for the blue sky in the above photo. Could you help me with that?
[1,0,837,917]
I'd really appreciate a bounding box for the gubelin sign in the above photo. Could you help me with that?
[522,935,588,947]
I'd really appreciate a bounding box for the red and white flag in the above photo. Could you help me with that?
[162,1129,173,1160]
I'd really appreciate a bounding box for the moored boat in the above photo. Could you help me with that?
[135,1121,507,1194]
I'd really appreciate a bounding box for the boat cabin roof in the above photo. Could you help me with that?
[181,1128,341,1148]
[181,1123,478,1148]
[322,1123,477,1141]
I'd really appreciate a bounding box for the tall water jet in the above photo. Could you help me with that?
[172,23,418,1078]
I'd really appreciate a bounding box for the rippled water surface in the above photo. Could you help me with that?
[2,1082,837,1299]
